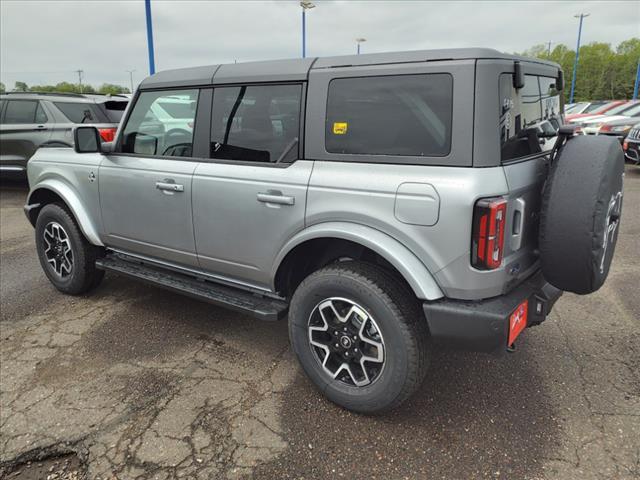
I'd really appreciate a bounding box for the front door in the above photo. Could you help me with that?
[192,83,311,290]
[99,88,202,267]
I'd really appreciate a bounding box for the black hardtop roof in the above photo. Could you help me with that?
[139,48,560,90]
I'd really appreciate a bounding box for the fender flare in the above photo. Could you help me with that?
[272,222,444,300]
[26,179,103,246]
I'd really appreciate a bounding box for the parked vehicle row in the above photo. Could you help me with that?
[0,92,129,178]
[564,100,640,143]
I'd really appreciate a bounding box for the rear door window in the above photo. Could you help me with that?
[499,74,562,162]
[54,102,108,124]
[325,74,453,157]
[120,89,199,157]
[4,100,38,124]
[210,84,302,163]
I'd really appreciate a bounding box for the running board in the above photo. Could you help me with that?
[95,255,288,321]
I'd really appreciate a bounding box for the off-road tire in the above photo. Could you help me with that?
[288,261,429,414]
[539,135,624,294]
[35,203,104,295]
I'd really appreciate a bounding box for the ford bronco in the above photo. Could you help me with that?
[24,49,624,413]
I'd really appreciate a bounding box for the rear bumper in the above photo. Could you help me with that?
[423,271,562,353]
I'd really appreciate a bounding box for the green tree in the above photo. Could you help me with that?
[518,38,640,101]
[14,81,28,92]
[97,83,130,95]
[0,82,5,93]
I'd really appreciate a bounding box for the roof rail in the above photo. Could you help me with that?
[3,91,87,98]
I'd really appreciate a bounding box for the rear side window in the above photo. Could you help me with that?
[4,100,39,124]
[499,74,562,162]
[54,102,107,124]
[120,89,199,157]
[97,100,128,123]
[210,84,302,163]
[325,74,453,157]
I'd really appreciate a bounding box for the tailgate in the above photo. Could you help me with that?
[501,156,548,285]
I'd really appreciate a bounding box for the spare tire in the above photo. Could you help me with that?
[539,135,624,294]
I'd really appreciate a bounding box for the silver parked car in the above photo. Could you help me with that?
[23,49,624,413]
[0,92,128,178]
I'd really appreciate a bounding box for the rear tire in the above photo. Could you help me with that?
[35,203,104,295]
[288,261,429,414]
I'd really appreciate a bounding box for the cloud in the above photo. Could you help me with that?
[1,0,638,89]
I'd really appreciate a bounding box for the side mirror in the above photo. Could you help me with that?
[73,126,101,153]
[513,61,525,90]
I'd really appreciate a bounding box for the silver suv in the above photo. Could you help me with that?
[24,49,624,413]
[0,92,128,178]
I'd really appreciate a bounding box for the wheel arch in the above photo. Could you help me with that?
[26,180,103,246]
[272,222,443,301]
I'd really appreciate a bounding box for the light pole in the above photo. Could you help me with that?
[356,38,366,55]
[126,69,136,94]
[632,59,640,101]
[569,13,589,104]
[547,41,553,56]
[145,0,156,74]
[75,69,84,93]
[300,1,315,58]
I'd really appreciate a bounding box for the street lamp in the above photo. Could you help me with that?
[145,0,156,75]
[569,13,590,104]
[356,38,366,55]
[300,1,315,58]
[125,69,136,94]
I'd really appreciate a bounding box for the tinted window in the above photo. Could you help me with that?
[4,100,38,124]
[210,84,302,163]
[54,102,107,124]
[120,89,199,157]
[499,74,562,162]
[325,74,453,157]
[98,100,128,122]
[35,103,48,123]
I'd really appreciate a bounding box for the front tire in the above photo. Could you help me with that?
[288,261,429,414]
[35,203,104,295]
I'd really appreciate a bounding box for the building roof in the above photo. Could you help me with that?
[139,48,560,89]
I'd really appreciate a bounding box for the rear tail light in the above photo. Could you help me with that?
[599,124,612,133]
[471,197,507,270]
[98,127,117,142]
[623,141,628,151]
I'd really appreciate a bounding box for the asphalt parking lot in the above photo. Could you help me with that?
[1,165,639,480]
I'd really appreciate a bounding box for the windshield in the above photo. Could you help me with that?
[566,102,587,113]
[605,102,638,116]
[582,101,608,113]
[620,103,640,117]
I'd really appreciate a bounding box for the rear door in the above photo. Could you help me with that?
[192,83,312,290]
[99,88,203,267]
[0,99,52,171]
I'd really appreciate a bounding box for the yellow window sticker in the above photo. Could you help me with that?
[333,122,348,135]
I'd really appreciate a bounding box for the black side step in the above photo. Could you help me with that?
[95,255,288,321]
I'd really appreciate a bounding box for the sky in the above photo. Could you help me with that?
[1,0,638,90]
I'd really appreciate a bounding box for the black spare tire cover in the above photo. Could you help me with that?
[539,135,624,294]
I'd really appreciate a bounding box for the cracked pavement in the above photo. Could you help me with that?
[1,165,639,479]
